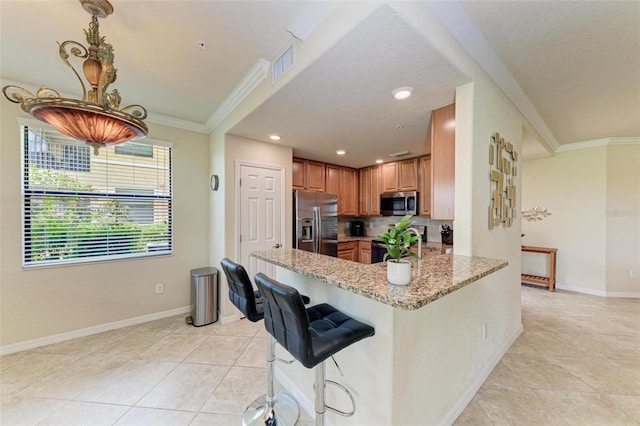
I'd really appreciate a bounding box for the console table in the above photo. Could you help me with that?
[521,246,558,291]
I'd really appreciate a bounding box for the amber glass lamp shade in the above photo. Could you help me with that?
[27,98,147,146]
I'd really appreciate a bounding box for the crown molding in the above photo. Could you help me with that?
[146,112,209,134]
[425,0,560,153]
[205,58,270,132]
[286,1,339,41]
[608,137,640,145]
[557,137,640,152]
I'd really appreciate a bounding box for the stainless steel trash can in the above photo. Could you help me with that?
[186,267,218,327]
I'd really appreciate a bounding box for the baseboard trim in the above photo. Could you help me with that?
[441,322,524,425]
[0,306,191,356]
[218,313,240,325]
[605,291,640,298]
[556,283,640,298]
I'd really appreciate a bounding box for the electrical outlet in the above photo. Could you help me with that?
[630,270,637,279]
[482,324,487,340]
[155,283,164,294]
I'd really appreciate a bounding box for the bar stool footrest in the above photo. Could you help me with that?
[315,379,356,417]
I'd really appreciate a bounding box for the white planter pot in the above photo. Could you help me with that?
[387,259,411,285]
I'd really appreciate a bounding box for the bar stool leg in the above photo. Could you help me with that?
[314,361,326,426]
[242,335,299,426]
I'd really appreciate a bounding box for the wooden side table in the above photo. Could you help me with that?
[521,246,558,291]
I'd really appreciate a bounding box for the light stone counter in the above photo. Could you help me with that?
[251,248,507,310]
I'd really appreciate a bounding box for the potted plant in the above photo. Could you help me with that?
[377,214,421,285]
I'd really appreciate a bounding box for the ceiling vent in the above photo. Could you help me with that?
[272,44,294,83]
[389,150,412,158]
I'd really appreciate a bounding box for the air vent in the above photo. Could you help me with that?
[272,44,294,83]
[389,150,412,158]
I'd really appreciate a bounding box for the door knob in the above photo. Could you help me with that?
[273,243,281,248]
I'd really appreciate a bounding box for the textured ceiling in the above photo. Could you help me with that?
[230,6,470,168]
[462,0,640,145]
[1,1,638,167]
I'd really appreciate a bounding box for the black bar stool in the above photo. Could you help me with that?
[220,258,300,426]
[254,272,375,426]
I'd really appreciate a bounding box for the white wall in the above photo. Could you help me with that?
[606,144,640,295]
[522,143,639,296]
[217,134,293,320]
[458,76,524,349]
[0,104,210,349]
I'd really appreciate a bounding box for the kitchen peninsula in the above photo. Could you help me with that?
[251,249,510,425]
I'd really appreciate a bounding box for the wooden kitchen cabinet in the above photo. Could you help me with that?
[381,158,418,192]
[293,158,325,192]
[398,158,419,191]
[430,103,455,220]
[325,164,341,195]
[326,164,357,216]
[381,162,399,192]
[340,167,358,216]
[419,155,432,216]
[338,241,358,262]
[358,240,371,264]
[358,165,381,216]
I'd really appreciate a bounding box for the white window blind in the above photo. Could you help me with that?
[22,125,172,267]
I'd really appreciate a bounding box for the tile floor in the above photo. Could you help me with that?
[455,285,639,426]
[1,285,638,425]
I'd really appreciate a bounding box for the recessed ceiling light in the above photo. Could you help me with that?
[269,134,281,141]
[336,150,346,155]
[375,159,383,164]
[392,87,413,100]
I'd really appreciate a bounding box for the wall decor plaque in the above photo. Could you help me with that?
[489,132,518,229]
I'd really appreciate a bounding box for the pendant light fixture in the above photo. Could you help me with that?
[2,0,147,155]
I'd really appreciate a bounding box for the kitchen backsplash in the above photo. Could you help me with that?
[339,216,454,243]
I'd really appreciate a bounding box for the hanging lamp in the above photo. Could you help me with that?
[2,0,147,155]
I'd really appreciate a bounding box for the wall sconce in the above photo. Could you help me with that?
[210,175,219,191]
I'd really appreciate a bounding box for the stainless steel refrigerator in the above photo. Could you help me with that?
[293,190,337,257]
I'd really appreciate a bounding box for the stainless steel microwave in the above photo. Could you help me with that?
[380,191,418,216]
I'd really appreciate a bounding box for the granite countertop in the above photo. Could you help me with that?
[251,249,507,310]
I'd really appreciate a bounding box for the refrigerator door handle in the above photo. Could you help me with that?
[313,206,320,253]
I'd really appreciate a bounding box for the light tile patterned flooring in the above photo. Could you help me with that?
[1,285,638,425]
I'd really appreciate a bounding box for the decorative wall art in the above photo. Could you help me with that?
[489,132,518,229]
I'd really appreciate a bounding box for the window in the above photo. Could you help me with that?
[26,129,91,172]
[22,125,172,267]
[115,143,154,158]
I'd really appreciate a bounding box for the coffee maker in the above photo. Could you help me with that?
[350,221,365,237]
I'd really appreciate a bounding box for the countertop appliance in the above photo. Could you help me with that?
[293,190,338,257]
[440,225,453,245]
[350,220,365,237]
[380,191,418,216]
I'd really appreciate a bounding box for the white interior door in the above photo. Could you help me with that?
[238,162,284,283]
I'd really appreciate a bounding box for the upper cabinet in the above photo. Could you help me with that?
[326,164,357,216]
[358,165,381,216]
[381,158,418,192]
[293,158,325,192]
[419,155,431,217]
[430,103,455,220]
